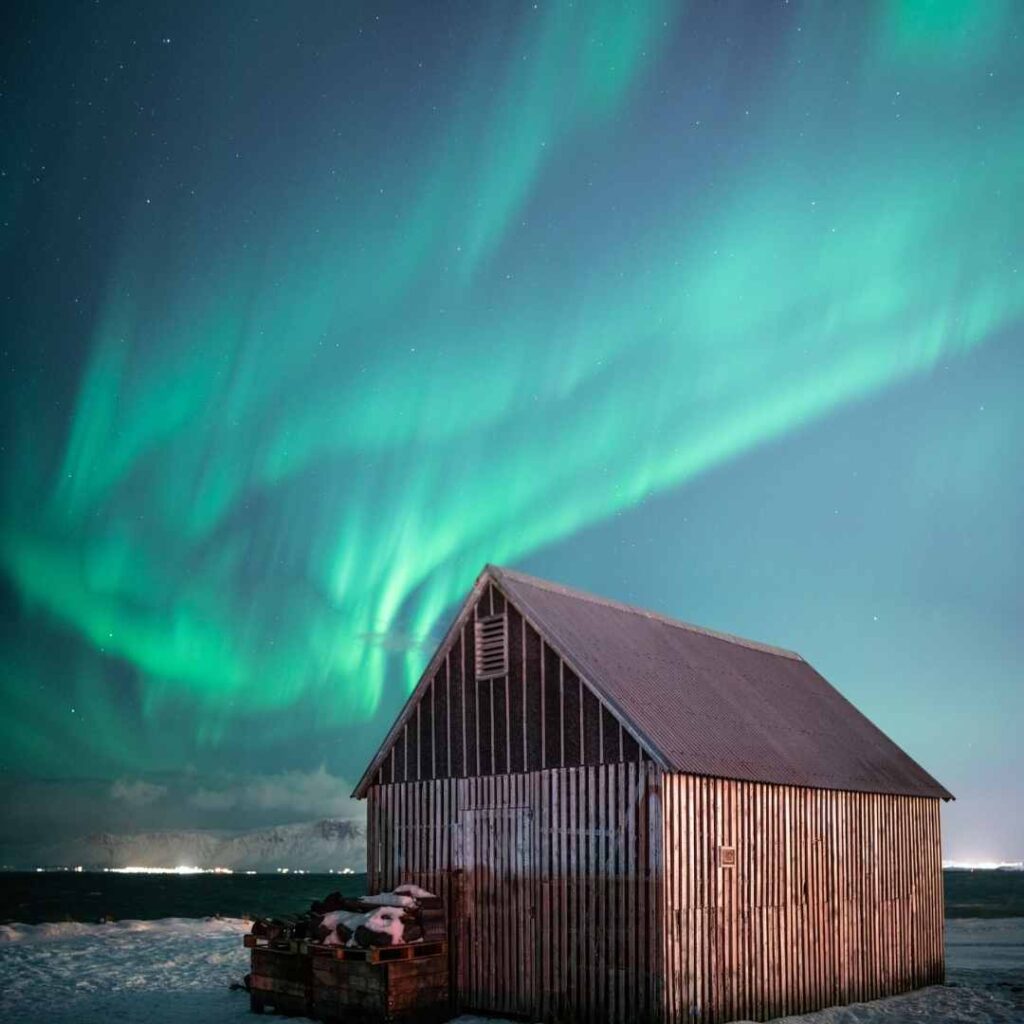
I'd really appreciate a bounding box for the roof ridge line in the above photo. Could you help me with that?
[488,565,803,662]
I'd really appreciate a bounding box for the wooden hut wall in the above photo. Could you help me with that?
[366,761,664,1024]
[369,581,650,789]
[661,776,944,1024]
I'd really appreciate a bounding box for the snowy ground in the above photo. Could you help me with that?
[0,917,252,1024]
[0,916,1021,1023]
[764,917,1024,1024]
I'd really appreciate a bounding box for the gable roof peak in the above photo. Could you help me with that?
[354,563,953,802]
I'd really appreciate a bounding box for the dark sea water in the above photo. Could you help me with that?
[944,869,1024,918]
[0,872,368,925]
[1,869,1020,925]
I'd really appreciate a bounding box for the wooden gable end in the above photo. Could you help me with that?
[353,571,657,796]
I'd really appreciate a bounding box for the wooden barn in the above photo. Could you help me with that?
[353,565,952,1024]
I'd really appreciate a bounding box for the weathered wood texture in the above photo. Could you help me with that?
[367,769,943,1024]
[367,761,663,1024]
[249,946,313,1016]
[311,951,450,1024]
[661,776,945,1024]
[367,583,649,791]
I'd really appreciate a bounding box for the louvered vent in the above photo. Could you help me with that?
[475,613,508,679]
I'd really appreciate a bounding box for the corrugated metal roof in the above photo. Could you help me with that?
[491,565,952,800]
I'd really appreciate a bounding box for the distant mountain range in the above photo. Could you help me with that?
[3,818,366,872]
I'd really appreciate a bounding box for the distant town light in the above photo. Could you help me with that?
[104,865,235,875]
[943,860,1024,871]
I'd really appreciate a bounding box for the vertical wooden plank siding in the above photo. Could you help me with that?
[370,773,942,1024]
[660,776,944,1024]
[366,761,663,1024]
[362,777,940,1024]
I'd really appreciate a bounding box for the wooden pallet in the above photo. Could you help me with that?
[306,939,446,964]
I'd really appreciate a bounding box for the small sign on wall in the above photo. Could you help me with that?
[720,845,736,867]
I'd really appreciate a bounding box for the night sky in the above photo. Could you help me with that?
[1,1,1021,862]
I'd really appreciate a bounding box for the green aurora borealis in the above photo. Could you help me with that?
[2,1,1022,857]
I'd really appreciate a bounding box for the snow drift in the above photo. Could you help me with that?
[1,917,1021,1023]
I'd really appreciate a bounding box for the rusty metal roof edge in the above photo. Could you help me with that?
[794,660,956,802]
[351,567,492,799]
[490,565,804,662]
[488,567,674,772]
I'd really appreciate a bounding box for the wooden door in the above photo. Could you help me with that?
[457,805,535,1015]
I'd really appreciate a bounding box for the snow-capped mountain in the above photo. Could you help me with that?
[21,818,366,872]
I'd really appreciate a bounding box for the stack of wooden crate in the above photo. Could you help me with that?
[245,900,449,1022]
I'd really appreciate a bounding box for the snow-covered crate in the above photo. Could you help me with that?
[310,941,450,1024]
[248,944,313,1017]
